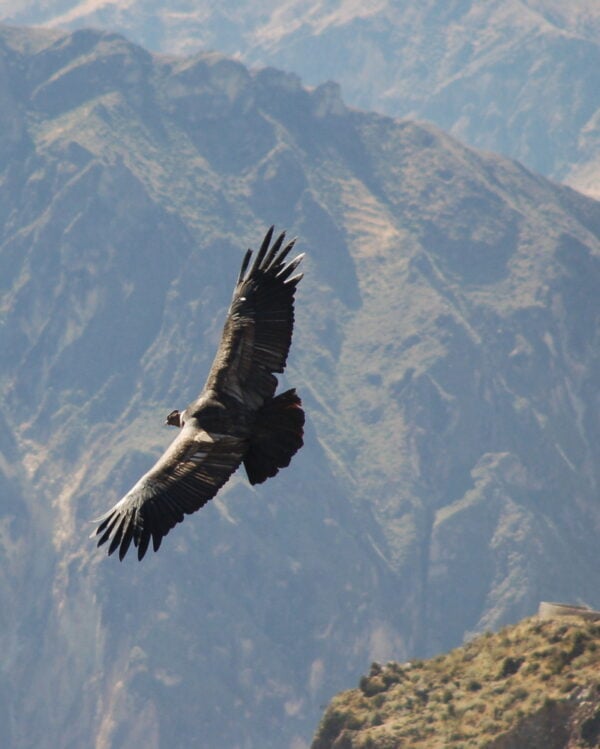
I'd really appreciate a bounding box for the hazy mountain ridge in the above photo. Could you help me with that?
[0,23,599,748]
[2,1,599,198]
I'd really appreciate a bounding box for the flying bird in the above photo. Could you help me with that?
[93,227,305,560]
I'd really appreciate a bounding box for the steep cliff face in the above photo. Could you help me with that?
[0,24,599,749]
[312,616,600,749]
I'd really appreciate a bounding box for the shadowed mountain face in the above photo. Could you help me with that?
[0,24,599,749]
[2,1,599,198]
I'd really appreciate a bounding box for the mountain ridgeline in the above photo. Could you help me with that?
[0,24,599,749]
[3,1,599,197]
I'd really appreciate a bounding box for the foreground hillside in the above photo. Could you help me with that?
[313,616,600,748]
[3,0,599,197]
[0,23,599,749]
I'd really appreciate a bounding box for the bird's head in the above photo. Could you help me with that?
[165,409,182,427]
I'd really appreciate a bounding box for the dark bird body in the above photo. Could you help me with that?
[93,227,305,560]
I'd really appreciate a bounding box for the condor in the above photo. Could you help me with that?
[93,227,305,560]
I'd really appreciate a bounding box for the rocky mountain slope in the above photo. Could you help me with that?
[312,615,600,749]
[3,0,599,197]
[0,24,599,749]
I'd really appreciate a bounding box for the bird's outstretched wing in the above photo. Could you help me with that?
[203,226,304,409]
[93,227,304,561]
[93,423,246,560]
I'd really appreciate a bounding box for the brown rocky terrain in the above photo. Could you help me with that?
[312,616,600,749]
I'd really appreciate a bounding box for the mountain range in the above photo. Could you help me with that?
[0,22,599,749]
[3,0,599,198]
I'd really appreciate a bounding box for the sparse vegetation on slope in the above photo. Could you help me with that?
[312,616,600,749]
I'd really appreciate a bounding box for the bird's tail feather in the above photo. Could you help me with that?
[244,389,304,485]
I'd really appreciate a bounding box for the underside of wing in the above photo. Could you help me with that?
[93,424,246,560]
[205,227,304,408]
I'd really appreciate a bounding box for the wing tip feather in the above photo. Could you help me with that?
[244,228,304,282]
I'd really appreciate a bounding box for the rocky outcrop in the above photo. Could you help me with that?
[312,617,600,749]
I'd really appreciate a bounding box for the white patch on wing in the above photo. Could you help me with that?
[188,451,208,463]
